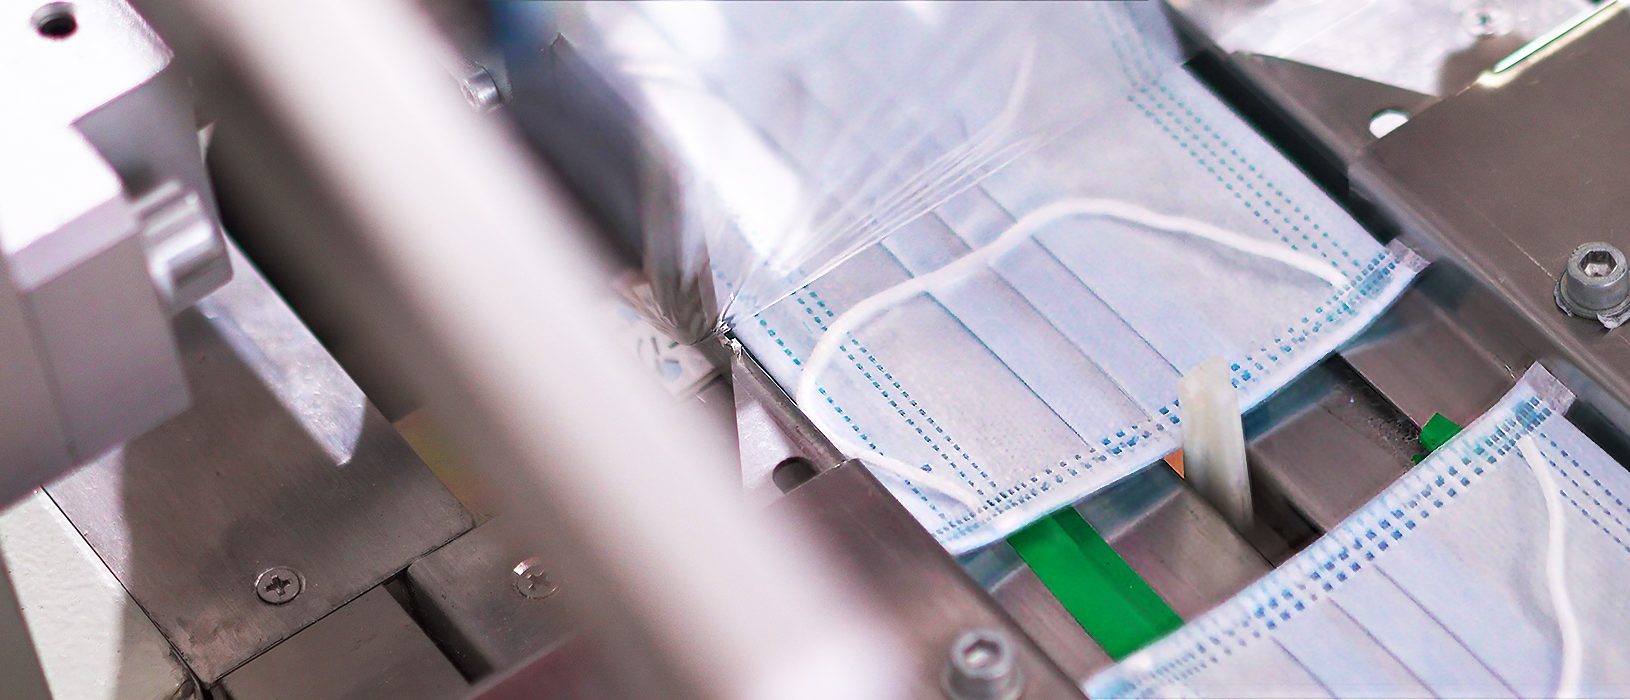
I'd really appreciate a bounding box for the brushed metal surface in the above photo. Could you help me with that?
[47,245,472,682]
[1168,0,1586,96]
[1340,272,1529,429]
[775,461,1084,700]
[1350,6,1630,441]
[216,587,466,700]
[987,563,1109,684]
[404,518,575,679]
[1075,465,1271,622]
[1244,359,1418,532]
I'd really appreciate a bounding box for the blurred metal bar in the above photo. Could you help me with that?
[127,0,901,698]
[773,461,1084,699]
[403,518,575,679]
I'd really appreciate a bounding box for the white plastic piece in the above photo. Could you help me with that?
[1178,358,1252,531]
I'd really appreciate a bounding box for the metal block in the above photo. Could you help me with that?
[29,235,186,459]
[46,247,472,682]
[1,490,192,700]
[0,275,72,503]
[0,0,169,127]
[775,461,1083,699]
[0,0,230,502]
[1244,359,1419,531]
[465,639,618,700]
[987,562,1109,683]
[1339,271,1527,429]
[975,460,1275,684]
[1350,5,1630,435]
[1168,0,1585,97]
[730,344,845,504]
[216,587,466,700]
[404,519,575,678]
[1076,465,1272,622]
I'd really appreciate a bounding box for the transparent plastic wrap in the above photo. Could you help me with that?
[726,3,1424,551]
[550,1,1186,340]
[552,2,1424,551]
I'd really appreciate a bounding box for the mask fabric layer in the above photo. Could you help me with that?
[734,3,1424,553]
[1088,364,1630,699]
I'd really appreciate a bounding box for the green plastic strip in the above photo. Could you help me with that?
[1007,508,1183,660]
[1413,412,1464,463]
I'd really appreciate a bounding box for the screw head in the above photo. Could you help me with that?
[255,567,303,605]
[1556,242,1630,326]
[512,557,558,600]
[458,60,502,113]
[943,628,1023,700]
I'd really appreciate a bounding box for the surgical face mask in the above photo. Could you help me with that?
[1088,364,1630,699]
[732,3,1423,553]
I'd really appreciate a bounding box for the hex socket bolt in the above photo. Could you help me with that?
[943,628,1024,700]
[1556,242,1630,327]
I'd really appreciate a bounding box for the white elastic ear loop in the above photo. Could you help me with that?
[1516,435,1582,699]
[836,440,987,506]
[793,198,1346,479]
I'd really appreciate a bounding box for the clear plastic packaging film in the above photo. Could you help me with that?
[1088,364,1630,698]
[559,2,1425,550]
[735,6,1421,551]
[552,1,1188,340]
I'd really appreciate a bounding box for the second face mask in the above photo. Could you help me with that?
[1088,363,1630,698]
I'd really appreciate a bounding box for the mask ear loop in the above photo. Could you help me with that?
[792,198,1345,504]
[834,439,989,507]
[1516,435,1582,699]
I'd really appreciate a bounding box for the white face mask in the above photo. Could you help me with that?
[732,6,1423,552]
[1089,364,1630,699]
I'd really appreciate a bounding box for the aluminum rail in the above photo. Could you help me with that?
[127,0,903,697]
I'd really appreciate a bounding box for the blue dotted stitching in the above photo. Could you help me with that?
[1539,431,1630,554]
[1108,396,1556,690]
[1098,5,1359,271]
[931,249,1404,541]
[798,288,997,494]
[755,313,948,521]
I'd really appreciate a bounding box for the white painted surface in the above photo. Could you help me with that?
[1,490,189,700]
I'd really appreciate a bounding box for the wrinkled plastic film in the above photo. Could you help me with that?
[732,0,1425,551]
[552,1,1191,338]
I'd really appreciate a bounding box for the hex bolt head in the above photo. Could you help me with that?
[255,567,303,605]
[458,60,502,113]
[512,557,558,600]
[1556,242,1630,327]
[943,628,1023,700]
